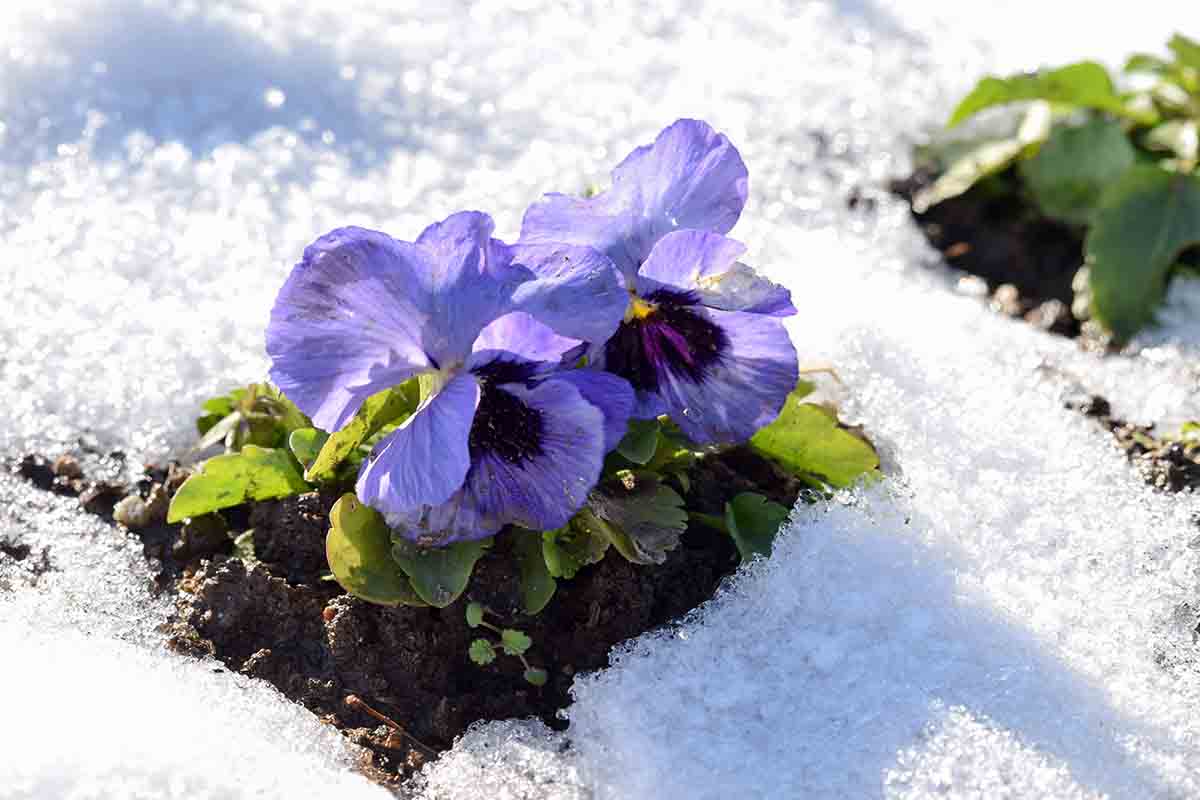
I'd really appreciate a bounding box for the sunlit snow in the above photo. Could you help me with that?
[2,1,1198,798]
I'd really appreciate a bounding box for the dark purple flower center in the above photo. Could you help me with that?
[604,288,728,393]
[469,359,545,464]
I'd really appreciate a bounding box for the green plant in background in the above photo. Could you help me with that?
[916,33,1200,343]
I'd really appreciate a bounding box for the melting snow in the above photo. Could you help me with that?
[2,1,1199,798]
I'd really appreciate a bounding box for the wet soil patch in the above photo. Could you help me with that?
[1066,392,1200,493]
[13,443,800,790]
[887,167,1088,339]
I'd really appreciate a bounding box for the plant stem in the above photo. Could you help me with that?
[345,694,436,757]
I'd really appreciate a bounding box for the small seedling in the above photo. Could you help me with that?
[465,602,547,686]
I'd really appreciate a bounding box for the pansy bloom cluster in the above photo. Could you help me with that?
[169,120,878,651]
[267,118,797,550]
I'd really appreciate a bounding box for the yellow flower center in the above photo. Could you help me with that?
[625,295,657,322]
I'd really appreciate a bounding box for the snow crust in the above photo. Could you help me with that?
[2,1,1199,798]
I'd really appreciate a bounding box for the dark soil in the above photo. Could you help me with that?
[12,442,800,791]
[887,167,1088,339]
[164,447,794,787]
[1065,392,1200,492]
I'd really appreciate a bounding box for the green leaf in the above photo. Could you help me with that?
[642,420,703,473]
[947,62,1141,127]
[265,386,312,435]
[194,411,242,452]
[790,378,817,402]
[1125,53,1174,75]
[288,428,330,474]
[469,639,496,665]
[167,446,310,523]
[466,602,485,628]
[305,381,420,481]
[751,392,879,488]
[725,492,791,562]
[1178,421,1200,443]
[523,667,548,687]
[542,520,610,579]
[616,418,661,465]
[1019,117,1136,225]
[584,472,688,565]
[914,103,1051,212]
[234,414,286,450]
[1169,33,1200,72]
[513,530,556,615]
[325,494,425,606]
[500,629,532,656]
[194,384,311,453]
[197,395,236,435]
[1086,167,1200,341]
[390,535,487,608]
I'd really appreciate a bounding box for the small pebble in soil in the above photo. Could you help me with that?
[113,484,169,530]
[52,454,83,479]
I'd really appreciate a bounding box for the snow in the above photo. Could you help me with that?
[2,1,1199,798]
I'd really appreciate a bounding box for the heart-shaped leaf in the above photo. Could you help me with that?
[616,418,661,465]
[390,534,487,608]
[288,428,329,474]
[326,494,425,607]
[1020,117,1136,225]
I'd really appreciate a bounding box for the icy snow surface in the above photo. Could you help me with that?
[2,1,1199,798]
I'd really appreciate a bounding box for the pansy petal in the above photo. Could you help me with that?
[470,311,585,368]
[411,211,526,362]
[386,378,606,542]
[520,119,748,279]
[637,230,795,317]
[266,226,434,431]
[509,243,629,343]
[519,193,642,279]
[630,388,669,420]
[654,308,798,444]
[697,262,796,316]
[636,229,745,289]
[545,369,635,451]
[611,119,749,241]
[355,372,480,514]
[385,486,493,545]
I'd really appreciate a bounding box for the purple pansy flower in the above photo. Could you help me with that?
[266,211,633,544]
[519,119,799,445]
